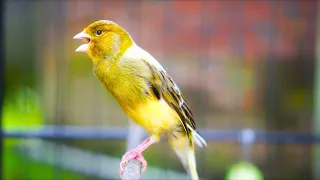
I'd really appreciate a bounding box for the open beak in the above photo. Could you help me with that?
[73,31,91,52]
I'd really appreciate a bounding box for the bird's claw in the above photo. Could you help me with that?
[120,150,148,176]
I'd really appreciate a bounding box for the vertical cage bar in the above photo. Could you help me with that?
[313,1,320,179]
[0,0,4,178]
[126,0,145,152]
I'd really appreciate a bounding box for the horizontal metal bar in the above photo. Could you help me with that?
[3,126,320,144]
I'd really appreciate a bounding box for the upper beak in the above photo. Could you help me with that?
[73,31,90,40]
[73,31,91,52]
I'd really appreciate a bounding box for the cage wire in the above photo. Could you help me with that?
[0,0,4,177]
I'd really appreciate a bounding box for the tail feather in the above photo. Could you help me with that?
[173,147,191,177]
[172,146,199,180]
[186,124,207,148]
[186,149,199,180]
[170,136,200,180]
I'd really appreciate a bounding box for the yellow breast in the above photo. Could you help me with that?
[127,98,180,136]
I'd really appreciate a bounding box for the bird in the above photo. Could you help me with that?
[73,20,207,179]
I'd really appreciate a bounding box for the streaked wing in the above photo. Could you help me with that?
[142,59,196,137]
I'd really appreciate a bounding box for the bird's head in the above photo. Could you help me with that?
[73,20,134,62]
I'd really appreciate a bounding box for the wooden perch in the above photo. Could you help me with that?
[121,159,142,180]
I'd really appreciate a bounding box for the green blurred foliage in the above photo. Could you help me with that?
[2,87,47,179]
[226,161,263,180]
[3,140,83,180]
[2,86,43,129]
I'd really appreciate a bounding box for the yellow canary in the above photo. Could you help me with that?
[73,20,207,179]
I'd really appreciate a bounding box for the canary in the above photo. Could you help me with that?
[73,20,207,179]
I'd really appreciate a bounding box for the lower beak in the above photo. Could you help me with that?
[73,31,90,52]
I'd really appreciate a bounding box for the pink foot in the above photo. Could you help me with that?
[119,150,148,176]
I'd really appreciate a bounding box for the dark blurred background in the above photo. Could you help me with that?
[2,0,320,180]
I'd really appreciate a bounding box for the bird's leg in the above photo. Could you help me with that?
[120,136,158,175]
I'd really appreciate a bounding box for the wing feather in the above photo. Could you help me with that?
[142,59,196,138]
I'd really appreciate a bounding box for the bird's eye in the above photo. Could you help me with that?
[96,30,102,35]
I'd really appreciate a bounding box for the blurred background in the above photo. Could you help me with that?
[2,0,320,179]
